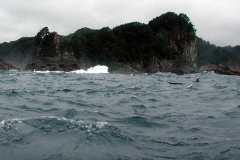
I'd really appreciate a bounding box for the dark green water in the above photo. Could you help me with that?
[0,68,240,159]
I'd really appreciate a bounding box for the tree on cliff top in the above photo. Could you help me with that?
[148,12,195,36]
[148,12,196,45]
[35,27,50,46]
[148,12,196,60]
[34,27,58,57]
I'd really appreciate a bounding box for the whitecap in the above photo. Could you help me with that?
[34,70,51,73]
[33,70,64,74]
[96,122,109,129]
[71,65,109,74]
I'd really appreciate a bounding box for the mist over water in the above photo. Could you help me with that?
[0,66,240,159]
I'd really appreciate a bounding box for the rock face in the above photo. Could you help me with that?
[180,39,198,73]
[25,33,80,71]
[111,37,198,75]
[199,64,216,72]
[0,57,18,70]
[199,64,240,76]
[147,58,183,74]
[214,65,240,76]
[144,36,198,74]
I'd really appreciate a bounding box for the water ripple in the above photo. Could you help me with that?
[0,70,240,159]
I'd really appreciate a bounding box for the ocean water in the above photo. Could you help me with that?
[0,66,240,160]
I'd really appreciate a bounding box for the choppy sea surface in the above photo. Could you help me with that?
[0,66,240,160]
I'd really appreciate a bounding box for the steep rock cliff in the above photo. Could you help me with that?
[145,36,198,74]
[140,12,198,74]
[180,39,198,73]
[25,33,79,71]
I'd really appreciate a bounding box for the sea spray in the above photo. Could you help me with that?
[71,65,109,74]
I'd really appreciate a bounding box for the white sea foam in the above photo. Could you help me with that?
[71,65,109,74]
[33,65,108,74]
[96,122,109,129]
[34,70,65,74]
[34,70,51,73]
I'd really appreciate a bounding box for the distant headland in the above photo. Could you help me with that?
[0,12,240,75]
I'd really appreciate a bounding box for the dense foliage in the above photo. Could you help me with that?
[222,45,240,66]
[196,37,233,67]
[34,27,59,57]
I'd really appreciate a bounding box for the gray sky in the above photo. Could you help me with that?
[0,0,239,46]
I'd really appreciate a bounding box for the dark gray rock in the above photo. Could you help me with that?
[25,57,79,71]
[199,64,240,76]
[214,65,240,76]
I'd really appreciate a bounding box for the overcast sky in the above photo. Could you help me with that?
[0,0,239,46]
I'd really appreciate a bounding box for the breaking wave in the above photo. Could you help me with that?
[33,65,108,74]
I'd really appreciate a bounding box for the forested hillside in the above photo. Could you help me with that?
[196,37,240,67]
[222,45,240,66]
[0,37,34,68]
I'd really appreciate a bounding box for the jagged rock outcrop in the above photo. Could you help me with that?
[214,65,240,76]
[0,57,18,70]
[199,64,240,76]
[229,66,240,73]
[199,64,216,72]
[165,33,198,74]
[25,33,80,71]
